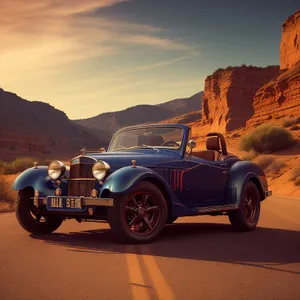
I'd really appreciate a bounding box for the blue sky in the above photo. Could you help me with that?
[0,0,298,119]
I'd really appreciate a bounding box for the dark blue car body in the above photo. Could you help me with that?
[14,124,272,243]
[14,124,270,217]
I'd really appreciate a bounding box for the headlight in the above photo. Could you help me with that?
[48,161,66,180]
[92,161,110,180]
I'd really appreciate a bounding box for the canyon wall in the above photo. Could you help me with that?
[248,10,300,126]
[201,65,279,133]
[280,10,300,70]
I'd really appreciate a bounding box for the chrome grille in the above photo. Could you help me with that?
[68,156,96,197]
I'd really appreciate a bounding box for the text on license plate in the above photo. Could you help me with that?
[50,197,82,209]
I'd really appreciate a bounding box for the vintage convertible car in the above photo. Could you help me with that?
[14,124,272,243]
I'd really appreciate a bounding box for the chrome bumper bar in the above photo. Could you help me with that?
[33,197,114,207]
[265,191,272,197]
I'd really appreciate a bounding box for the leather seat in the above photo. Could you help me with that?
[192,136,221,161]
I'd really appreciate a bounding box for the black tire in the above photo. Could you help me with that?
[229,181,261,231]
[15,188,63,234]
[108,181,168,244]
[167,216,178,224]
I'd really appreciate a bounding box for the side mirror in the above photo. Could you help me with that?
[188,139,196,157]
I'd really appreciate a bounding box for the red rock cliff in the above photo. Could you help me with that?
[280,10,300,70]
[201,65,279,133]
[247,10,300,127]
[246,63,300,127]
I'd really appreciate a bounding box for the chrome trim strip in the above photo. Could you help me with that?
[35,197,114,207]
[265,191,272,197]
[83,198,114,207]
[196,204,239,214]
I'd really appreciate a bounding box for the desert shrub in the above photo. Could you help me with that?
[254,155,286,174]
[290,166,300,182]
[0,171,15,212]
[242,150,257,161]
[0,157,51,175]
[290,125,300,131]
[254,155,275,171]
[295,116,300,124]
[295,177,300,186]
[267,158,286,173]
[240,124,296,153]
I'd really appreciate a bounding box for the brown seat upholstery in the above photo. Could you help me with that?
[192,135,224,161]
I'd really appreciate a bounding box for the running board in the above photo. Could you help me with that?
[195,204,239,215]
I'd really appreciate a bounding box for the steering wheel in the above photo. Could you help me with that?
[161,140,180,147]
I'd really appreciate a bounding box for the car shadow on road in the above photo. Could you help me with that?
[31,222,300,275]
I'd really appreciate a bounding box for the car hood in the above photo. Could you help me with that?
[86,149,180,170]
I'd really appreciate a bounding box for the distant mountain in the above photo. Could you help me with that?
[75,91,203,133]
[158,91,203,115]
[0,88,110,160]
[0,88,203,160]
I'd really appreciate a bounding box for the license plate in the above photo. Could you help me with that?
[47,197,82,209]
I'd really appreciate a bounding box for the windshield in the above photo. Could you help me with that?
[109,127,184,152]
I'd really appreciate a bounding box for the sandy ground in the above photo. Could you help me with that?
[0,195,299,300]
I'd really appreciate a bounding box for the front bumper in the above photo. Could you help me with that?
[265,190,272,197]
[33,196,114,208]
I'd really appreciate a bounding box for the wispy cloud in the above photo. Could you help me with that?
[0,0,196,78]
[0,0,202,119]
[107,53,201,76]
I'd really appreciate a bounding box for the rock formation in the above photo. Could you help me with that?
[201,65,279,133]
[247,10,300,126]
[280,10,300,71]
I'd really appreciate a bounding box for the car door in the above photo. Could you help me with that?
[176,159,228,208]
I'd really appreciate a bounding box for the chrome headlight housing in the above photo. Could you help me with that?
[92,161,110,180]
[48,161,66,180]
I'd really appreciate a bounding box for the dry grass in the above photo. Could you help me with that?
[290,166,300,186]
[0,157,51,175]
[242,150,257,161]
[240,123,296,153]
[0,171,15,212]
[254,155,286,175]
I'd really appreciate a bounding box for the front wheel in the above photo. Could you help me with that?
[108,181,168,243]
[228,181,261,231]
[15,188,63,234]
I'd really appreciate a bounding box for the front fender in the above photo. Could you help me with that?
[13,166,67,196]
[226,161,268,205]
[100,166,167,196]
[99,166,193,216]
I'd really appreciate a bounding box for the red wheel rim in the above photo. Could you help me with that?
[123,192,160,236]
[244,189,256,223]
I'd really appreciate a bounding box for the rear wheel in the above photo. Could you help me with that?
[15,188,63,234]
[229,181,261,231]
[108,181,167,243]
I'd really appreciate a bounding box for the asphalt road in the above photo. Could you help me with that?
[0,195,300,300]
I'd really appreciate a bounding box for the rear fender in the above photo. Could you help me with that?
[100,166,193,217]
[226,161,267,205]
[13,166,68,196]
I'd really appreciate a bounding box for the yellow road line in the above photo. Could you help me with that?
[141,245,175,300]
[126,245,151,300]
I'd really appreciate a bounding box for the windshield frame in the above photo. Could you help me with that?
[107,125,189,155]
